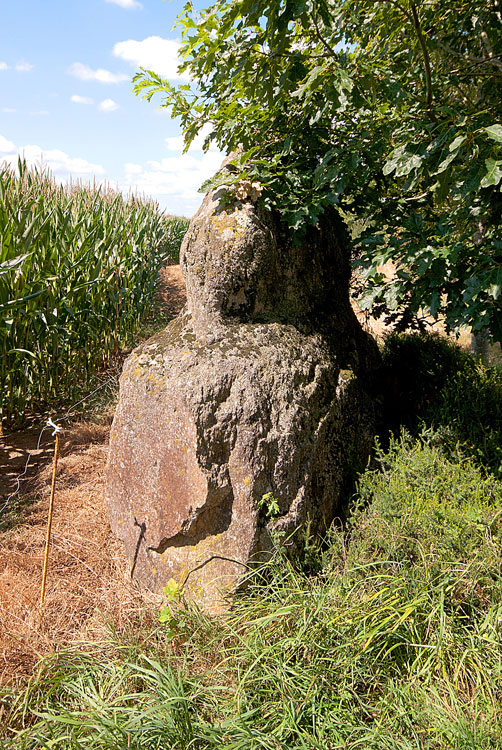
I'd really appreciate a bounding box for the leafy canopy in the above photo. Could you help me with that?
[135,0,502,338]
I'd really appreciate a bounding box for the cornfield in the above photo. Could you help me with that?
[0,159,189,427]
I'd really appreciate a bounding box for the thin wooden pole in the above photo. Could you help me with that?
[39,430,61,622]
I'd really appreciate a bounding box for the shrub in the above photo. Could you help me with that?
[380,332,502,476]
[348,432,502,598]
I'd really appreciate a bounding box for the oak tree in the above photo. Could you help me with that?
[135,0,502,338]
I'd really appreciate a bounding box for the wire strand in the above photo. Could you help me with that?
[0,374,118,517]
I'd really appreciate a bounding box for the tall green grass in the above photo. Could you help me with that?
[3,431,501,749]
[0,159,188,427]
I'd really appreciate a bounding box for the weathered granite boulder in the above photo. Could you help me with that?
[106,169,379,611]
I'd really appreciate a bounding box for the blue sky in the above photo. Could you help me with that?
[0,0,223,216]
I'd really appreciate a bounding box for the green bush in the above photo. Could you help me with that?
[380,332,502,476]
[348,431,502,603]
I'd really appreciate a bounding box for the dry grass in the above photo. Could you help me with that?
[0,423,148,687]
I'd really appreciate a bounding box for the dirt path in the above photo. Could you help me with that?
[157,263,186,320]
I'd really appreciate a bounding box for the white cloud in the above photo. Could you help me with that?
[0,135,16,153]
[0,61,34,72]
[113,36,188,80]
[71,94,94,105]
[17,146,106,178]
[0,134,105,180]
[2,107,16,113]
[124,162,142,175]
[105,0,142,8]
[165,124,218,153]
[99,98,119,112]
[15,61,34,72]
[29,110,49,117]
[0,129,223,216]
[120,149,224,215]
[68,62,129,84]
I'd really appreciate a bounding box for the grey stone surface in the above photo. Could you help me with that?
[106,167,379,611]
[181,183,378,372]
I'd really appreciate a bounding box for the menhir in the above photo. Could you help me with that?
[105,165,379,611]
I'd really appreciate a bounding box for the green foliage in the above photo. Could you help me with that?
[380,332,502,475]
[4,432,502,749]
[134,0,502,339]
[159,578,183,631]
[352,433,502,578]
[0,160,186,427]
[258,491,281,520]
[161,216,190,264]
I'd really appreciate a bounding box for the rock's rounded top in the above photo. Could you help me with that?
[180,157,379,371]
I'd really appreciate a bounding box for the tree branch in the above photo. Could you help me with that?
[410,2,433,108]
[437,40,502,71]
[311,13,339,59]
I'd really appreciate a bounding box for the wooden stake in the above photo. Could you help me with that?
[39,430,61,623]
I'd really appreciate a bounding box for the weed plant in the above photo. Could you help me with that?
[0,160,187,427]
[3,431,501,749]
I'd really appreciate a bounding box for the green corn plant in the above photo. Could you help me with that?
[0,160,187,427]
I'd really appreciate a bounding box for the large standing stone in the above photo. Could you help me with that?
[106,168,379,611]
